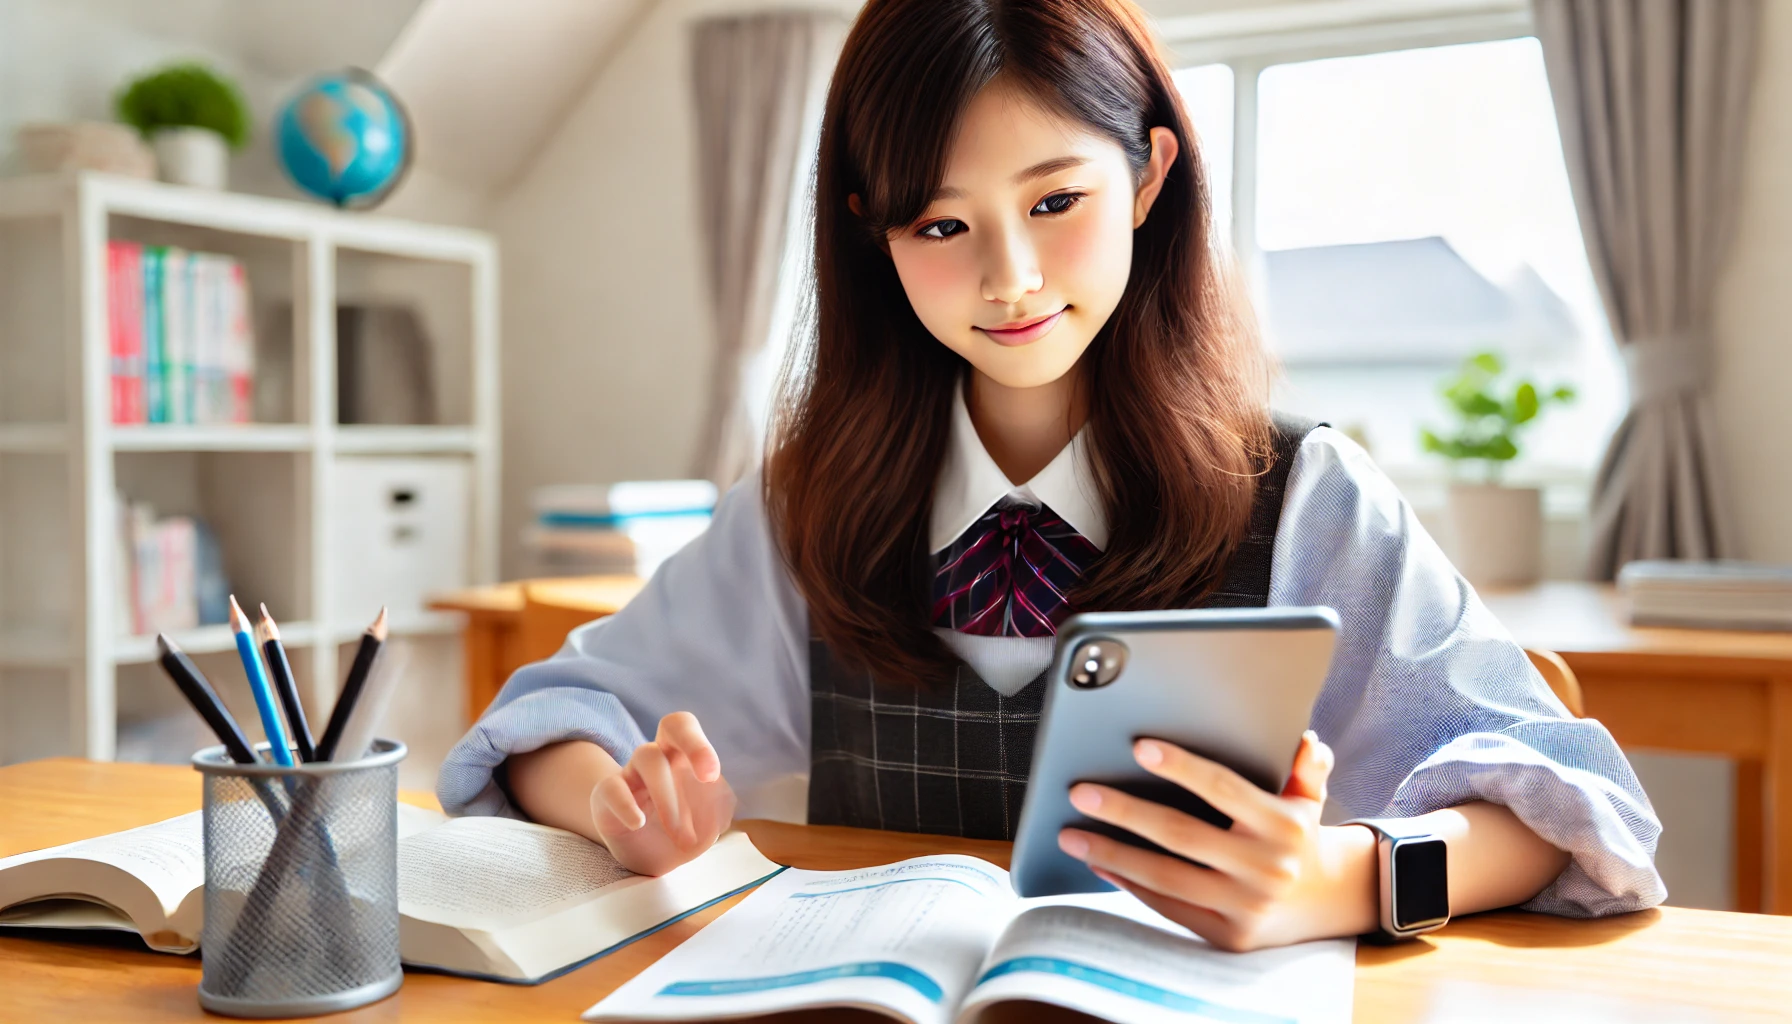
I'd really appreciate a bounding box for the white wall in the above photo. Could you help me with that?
[489,0,859,577]
[0,0,420,199]
[1713,0,1792,562]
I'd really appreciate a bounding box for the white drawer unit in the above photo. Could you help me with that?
[330,457,471,624]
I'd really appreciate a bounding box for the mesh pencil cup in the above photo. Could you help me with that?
[192,739,406,1018]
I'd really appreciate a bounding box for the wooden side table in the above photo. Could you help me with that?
[1481,582,1792,915]
[427,576,644,724]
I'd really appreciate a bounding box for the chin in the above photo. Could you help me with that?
[962,339,1087,391]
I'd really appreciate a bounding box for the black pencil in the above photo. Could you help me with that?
[155,634,258,764]
[257,603,316,762]
[314,607,387,762]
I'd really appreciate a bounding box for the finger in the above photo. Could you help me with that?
[1133,738,1297,840]
[657,712,721,783]
[1090,867,1235,946]
[630,744,683,838]
[1057,828,1251,918]
[1067,783,1257,878]
[591,772,646,833]
[1280,731,1333,804]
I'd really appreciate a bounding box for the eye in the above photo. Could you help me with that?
[917,219,966,240]
[1032,191,1084,215]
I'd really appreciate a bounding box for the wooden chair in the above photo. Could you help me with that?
[1525,647,1585,718]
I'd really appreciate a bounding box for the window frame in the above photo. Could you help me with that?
[1156,0,1598,506]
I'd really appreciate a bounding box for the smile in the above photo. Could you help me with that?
[976,307,1068,347]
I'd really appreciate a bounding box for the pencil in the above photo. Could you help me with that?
[330,640,407,764]
[314,607,387,762]
[154,634,258,764]
[229,595,295,768]
[257,603,315,762]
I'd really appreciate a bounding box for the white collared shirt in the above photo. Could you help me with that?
[438,424,1667,920]
[928,383,1108,694]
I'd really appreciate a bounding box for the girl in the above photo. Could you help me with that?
[438,0,1664,951]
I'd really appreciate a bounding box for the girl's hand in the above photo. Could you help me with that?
[1055,731,1378,952]
[590,712,737,876]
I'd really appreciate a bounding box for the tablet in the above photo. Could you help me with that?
[1009,606,1340,897]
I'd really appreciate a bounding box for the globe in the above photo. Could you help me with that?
[277,69,411,208]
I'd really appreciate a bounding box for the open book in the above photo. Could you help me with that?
[586,854,1353,1024]
[0,804,781,984]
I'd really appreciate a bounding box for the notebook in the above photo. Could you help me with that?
[585,854,1354,1024]
[0,804,781,984]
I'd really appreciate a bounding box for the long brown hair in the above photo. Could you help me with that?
[765,0,1272,688]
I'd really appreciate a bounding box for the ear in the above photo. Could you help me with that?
[1132,127,1181,229]
[847,193,892,255]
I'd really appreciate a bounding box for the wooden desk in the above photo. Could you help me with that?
[5,759,1792,1022]
[1481,582,1792,916]
[428,576,644,725]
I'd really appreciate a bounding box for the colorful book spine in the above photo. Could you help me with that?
[142,247,166,424]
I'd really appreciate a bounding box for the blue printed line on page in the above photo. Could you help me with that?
[658,961,945,1003]
[975,957,1295,1024]
[790,876,990,899]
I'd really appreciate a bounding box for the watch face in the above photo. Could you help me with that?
[1391,837,1449,930]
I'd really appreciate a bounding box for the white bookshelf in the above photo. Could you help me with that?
[0,172,499,761]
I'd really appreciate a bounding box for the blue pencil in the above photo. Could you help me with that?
[229,595,295,768]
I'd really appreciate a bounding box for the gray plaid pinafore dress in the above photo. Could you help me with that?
[806,414,1322,840]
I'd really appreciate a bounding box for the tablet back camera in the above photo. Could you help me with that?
[1068,639,1128,688]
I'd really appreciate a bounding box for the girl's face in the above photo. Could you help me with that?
[881,78,1178,391]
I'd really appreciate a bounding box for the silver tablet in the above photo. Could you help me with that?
[1009,606,1340,897]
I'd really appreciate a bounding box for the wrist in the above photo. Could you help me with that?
[1317,823,1381,938]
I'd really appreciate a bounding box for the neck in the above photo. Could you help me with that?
[965,364,1088,484]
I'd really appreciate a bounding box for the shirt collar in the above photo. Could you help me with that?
[929,379,1108,554]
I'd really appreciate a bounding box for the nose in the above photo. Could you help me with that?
[980,220,1043,305]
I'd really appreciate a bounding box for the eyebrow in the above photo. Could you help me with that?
[928,155,1092,202]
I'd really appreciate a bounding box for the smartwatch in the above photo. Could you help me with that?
[1344,817,1450,942]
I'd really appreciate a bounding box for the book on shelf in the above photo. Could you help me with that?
[106,240,254,426]
[0,805,782,985]
[114,494,230,635]
[585,854,1353,1024]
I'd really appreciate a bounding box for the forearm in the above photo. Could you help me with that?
[1332,800,1571,928]
[506,740,619,842]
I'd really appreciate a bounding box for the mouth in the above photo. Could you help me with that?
[976,306,1068,347]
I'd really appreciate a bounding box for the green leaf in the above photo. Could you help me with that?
[1486,435,1518,460]
[1552,385,1577,403]
[1512,382,1539,424]
[114,62,251,149]
[1469,351,1503,375]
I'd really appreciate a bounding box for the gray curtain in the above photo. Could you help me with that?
[1533,0,1759,578]
[688,10,843,488]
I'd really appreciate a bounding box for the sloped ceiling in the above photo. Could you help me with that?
[377,0,655,193]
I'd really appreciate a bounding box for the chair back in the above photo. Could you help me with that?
[1525,648,1585,718]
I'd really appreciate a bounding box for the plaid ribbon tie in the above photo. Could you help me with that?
[931,500,1101,638]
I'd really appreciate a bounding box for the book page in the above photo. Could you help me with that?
[398,816,632,929]
[586,855,1015,1024]
[960,893,1354,1024]
[0,811,203,916]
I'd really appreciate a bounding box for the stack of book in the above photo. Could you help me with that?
[114,497,230,636]
[107,240,255,426]
[525,480,718,580]
[1618,559,1792,631]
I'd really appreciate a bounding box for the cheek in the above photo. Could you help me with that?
[890,244,976,326]
[1044,199,1134,312]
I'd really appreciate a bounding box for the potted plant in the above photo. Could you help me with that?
[1420,352,1575,587]
[114,63,250,190]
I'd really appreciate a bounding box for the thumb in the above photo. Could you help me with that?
[1280,730,1334,804]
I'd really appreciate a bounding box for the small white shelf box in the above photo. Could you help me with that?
[0,172,500,761]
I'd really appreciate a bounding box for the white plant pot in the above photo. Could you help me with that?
[1446,482,1542,587]
[152,127,229,190]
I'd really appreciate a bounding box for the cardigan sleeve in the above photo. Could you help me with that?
[434,469,813,821]
[1271,428,1666,917]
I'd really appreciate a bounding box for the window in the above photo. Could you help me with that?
[1172,64,1234,243]
[1176,32,1624,479]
